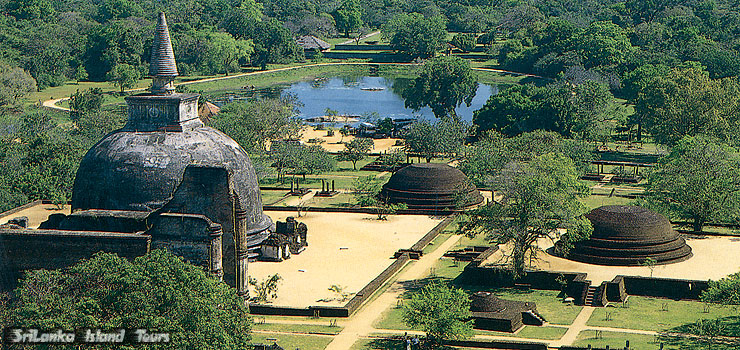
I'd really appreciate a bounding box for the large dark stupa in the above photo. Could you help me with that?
[380,163,484,210]
[565,205,692,266]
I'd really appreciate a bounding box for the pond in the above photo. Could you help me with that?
[214,76,499,123]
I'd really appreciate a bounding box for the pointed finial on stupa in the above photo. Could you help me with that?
[150,12,178,94]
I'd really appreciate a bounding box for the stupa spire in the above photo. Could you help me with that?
[150,12,178,94]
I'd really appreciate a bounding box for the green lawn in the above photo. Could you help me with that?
[580,195,634,210]
[574,331,660,350]
[485,289,582,326]
[261,190,289,205]
[587,296,739,332]
[251,333,333,350]
[253,323,343,335]
[574,330,738,350]
[476,325,566,340]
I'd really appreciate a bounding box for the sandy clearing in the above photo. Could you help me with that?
[485,235,740,283]
[252,211,442,307]
[0,204,71,228]
[298,127,403,154]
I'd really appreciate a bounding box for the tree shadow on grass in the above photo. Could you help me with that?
[661,316,740,350]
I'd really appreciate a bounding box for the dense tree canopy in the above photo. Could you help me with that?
[459,153,592,278]
[383,13,447,59]
[404,118,469,162]
[473,80,615,140]
[4,250,252,350]
[634,64,740,146]
[645,135,740,232]
[403,282,473,344]
[402,56,477,120]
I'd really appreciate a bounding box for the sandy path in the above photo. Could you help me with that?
[323,233,461,350]
[252,212,441,307]
[299,127,403,154]
[550,307,595,348]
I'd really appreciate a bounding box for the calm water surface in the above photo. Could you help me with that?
[218,76,498,123]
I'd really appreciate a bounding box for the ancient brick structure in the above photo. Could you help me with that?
[0,12,307,294]
[469,291,545,332]
[565,205,692,266]
[380,163,484,210]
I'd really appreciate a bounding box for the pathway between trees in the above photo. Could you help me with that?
[41,63,545,113]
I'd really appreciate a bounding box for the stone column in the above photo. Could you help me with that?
[234,210,250,298]
[208,223,224,281]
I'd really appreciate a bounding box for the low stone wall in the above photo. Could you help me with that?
[444,339,548,350]
[249,214,457,317]
[622,276,708,300]
[0,229,150,291]
[464,265,710,302]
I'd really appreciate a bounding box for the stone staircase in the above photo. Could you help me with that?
[583,285,600,307]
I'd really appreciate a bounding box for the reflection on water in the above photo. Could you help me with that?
[213,76,498,122]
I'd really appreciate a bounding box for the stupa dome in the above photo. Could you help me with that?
[565,205,692,266]
[71,127,273,234]
[380,163,484,210]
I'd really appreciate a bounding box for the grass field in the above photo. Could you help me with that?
[574,330,738,350]
[587,296,739,332]
[251,333,334,350]
[475,325,567,340]
[252,322,343,335]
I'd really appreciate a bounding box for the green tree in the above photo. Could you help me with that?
[402,56,477,119]
[269,143,335,181]
[97,0,143,22]
[645,135,740,232]
[458,153,592,278]
[337,137,374,170]
[450,33,477,52]
[352,175,405,220]
[106,63,140,93]
[332,0,363,38]
[702,272,740,305]
[473,81,614,139]
[5,250,252,349]
[634,64,740,146]
[74,65,88,83]
[383,13,447,59]
[404,118,468,162]
[209,98,301,153]
[573,21,635,68]
[6,0,54,20]
[69,88,103,116]
[249,273,282,303]
[207,32,253,75]
[403,282,473,345]
[0,64,37,108]
[252,19,304,69]
[621,64,671,140]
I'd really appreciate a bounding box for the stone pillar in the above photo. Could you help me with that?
[234,210,250,298]
[208,223,224,281]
